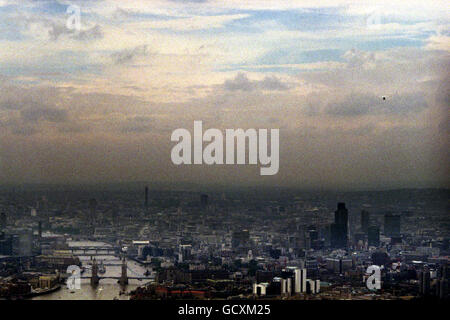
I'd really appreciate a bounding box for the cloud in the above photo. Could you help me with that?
[21,107,69,123]
[72,24,104,41]
[120,115,154,133]
[342,49,376,69]
[123,14,250,31]
[48,23,103,41]
[223,73,291,91]
[35,18,104,42]
[325,92,428,117]
[111,45,151,64]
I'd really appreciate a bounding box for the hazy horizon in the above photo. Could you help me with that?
[0,1,448,190]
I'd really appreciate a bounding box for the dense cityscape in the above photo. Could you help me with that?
[0,185,448,301]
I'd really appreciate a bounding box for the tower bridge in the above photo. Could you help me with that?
[87,256,153,285]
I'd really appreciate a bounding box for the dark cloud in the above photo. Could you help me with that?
[21,107,69,123]
[120,115,154,133]
[72,24,103,41]
[223,73,291,91]
[326,92,428,117]
[111,45,151,65]
[48,22,103,41]
[259,76,291,90]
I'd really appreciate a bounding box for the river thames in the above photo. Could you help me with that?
[32,241,154,300]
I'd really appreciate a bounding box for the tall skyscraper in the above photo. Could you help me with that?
[38,221,42,239]
[294,268,307,293]
[144,186,149,208]
[331,202,348,248]
[200,194,208,208]
[361,210,370,233]
[384,213,401,237]
[422,270,431,296]
[88,198,98,236]
[368,225,380,247]
[0,212,6,230]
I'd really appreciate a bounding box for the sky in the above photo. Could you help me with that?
[0,0,448,190]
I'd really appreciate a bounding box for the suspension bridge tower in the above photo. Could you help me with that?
[91,258,100,286]
[119,256,128,286]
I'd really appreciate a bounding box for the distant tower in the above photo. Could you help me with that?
[361,210,370,234]
[422,270,431,296]
[368,225,380,247]
[91,258,100,286]
[144,186,149,208]
[119,257,128,286]
[200,194,208,208]
[331,203,348,248]
[384,213,400,237]
[89,198,97,226]
[38,221,42,239]
[0,212,6,230]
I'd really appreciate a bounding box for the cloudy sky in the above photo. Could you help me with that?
[0,0,448,190]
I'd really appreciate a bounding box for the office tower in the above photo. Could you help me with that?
[419,271,424,294]
[281,278,287,295]
[294,268,307,293]
[89,198,97,227]
[422,271,431,296]
[368,226,380,247]
[330,202,348,248]
[306,279,320,294]
[286,278,292,295]
[200,194,208,208]
[144,186,149,208]
[38,221,42,239]
[384,213,401,237]
[0,212,6,230]
[0,232,13,255]
[439,279,448,299]
[315,279,320,293]
[179,244,192,262]
[18,230,33,256]
[361,210,370,233]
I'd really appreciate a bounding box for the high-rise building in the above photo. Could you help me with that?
[88,198,97,228]
[331,202,348,248]
[200,194,208,208]
[144,186,149,208]
[38,221,42,239]
[0,212,6,230]
[361,210,370,234]
[294,268,307,293]
[0,232,13,255]
[368,226,380,247]
[384,213,401,237]
[306,279,321,294]
[422,271,431,296]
